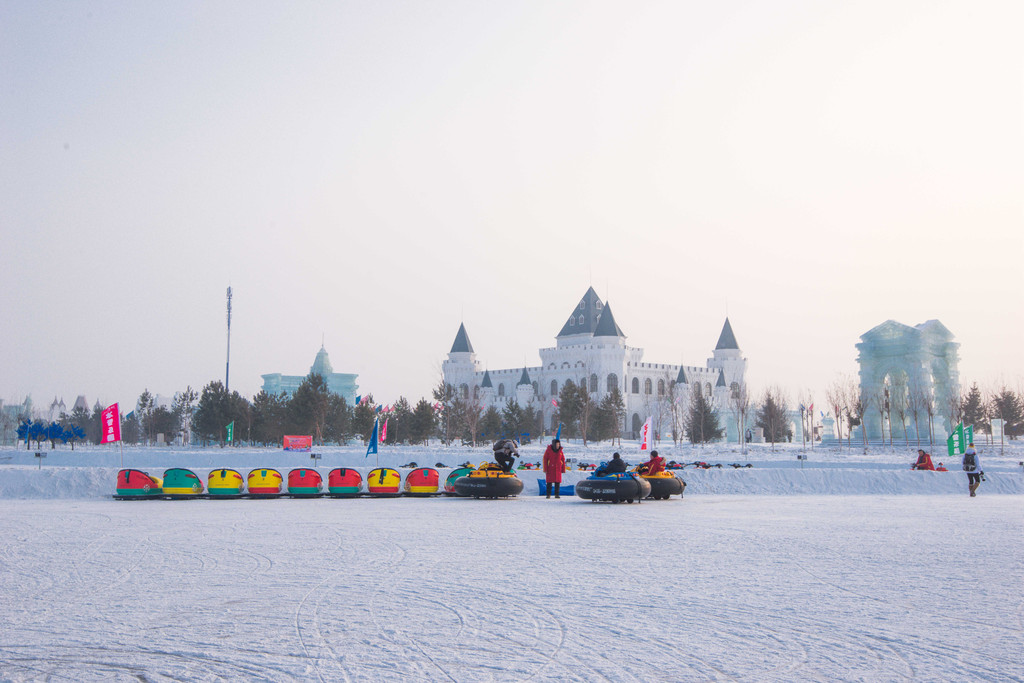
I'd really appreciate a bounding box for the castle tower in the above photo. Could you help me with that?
[515,368,533,408]
[707,318,747,397]
[442,323,481,400]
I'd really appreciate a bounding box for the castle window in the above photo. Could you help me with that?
[607,374,618,393]
[596,301,602,310]
[644,379,652,395]
[460,384,469,400]
[730,382,740,398]
[705,382,712,397]
[580,301,585,310]
[551,380,558,395]
[570,317,575,327]
[658,379,665,396]
[589,374,598,393]
[473,386,479,400]
[578,314,584,325]
[498,383,505,397]
[632,378,640,394]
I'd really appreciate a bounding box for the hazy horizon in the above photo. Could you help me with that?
[2,1,1021,412]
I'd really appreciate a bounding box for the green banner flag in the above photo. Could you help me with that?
[226,421,234,443]
[946,422,974,456]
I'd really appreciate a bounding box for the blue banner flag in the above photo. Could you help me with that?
[355,395,362,406]
[555,423,562,440]
[365,417,379,457]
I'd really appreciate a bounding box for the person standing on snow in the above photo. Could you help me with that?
[962,442,983,497]
[542,438,565,498]
[639,450,666,475]
[492,438,519,473]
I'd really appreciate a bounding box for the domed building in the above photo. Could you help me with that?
[261,346,358,403]
[442,287,747,441]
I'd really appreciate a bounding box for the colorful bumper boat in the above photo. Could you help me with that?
[576,472,651,503]
[287,468,323,497]
[366,467,401,497]
[638,471,686,500]
[162,468,205,498]
[327,468,363,497]
[114,469,163,500]
[247,468,283,497]
[443,467,475,495]
[207,468,245,498]
[404,467,440,496]
[452,463,525,498]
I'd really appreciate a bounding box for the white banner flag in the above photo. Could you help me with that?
[639,416,653,450]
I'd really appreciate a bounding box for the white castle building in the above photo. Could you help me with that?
[442,287,747,441]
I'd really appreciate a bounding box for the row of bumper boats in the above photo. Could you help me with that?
[114,465,502,500]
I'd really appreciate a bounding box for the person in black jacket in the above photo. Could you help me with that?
[596,452,627,476]
[492,438,519,473]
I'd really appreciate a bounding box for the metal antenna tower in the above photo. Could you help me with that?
[225,286,233,393]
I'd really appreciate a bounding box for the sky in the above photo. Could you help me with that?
[2,0,1021,412]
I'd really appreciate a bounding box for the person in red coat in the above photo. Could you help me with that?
[542,438,566,498]
[639,450,666,475]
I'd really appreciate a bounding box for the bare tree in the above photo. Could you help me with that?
[826,378,847,448]
[730,382,752,455]
[666,377,686,446]
[461,388,484,447]
[906,380,924,448]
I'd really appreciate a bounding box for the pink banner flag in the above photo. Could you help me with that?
[551,399,558,407]
[101,403,121,444]
[381,418,388,442]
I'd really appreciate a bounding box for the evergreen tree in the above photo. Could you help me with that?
[432,381,458,445]
[960,383,988,433]
[136,389,155,445]
[686,384,724,444]
[501,398,527,440]
[227,391,252,445]
[594,386,626,442]
[150,406,180,443]
[251,390,287,445]
[352,395,377,442]
[88,404,104,444]
[556,380,582,438]
[193,381,230,444]
[121,413,141,444]
[172,386,198,446]
[990,388,1023,439]
[324,394,352,444]
[289,373,331,444]
[479,406,502,442]
[409,398,437,444]
[755,387,792,446]
[388,397,412,444]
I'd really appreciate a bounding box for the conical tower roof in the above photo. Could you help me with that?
[556,287,604,337]
[716,371,727,388]
[450,323,474,353]
[518,368,531,386]
[676,366,689,384]
[593,302,625,338]
[715,318,740,350]
[311,346,334,377]
[481,370,493,388]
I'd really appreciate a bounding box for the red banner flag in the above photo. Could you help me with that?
[101,403,121,444]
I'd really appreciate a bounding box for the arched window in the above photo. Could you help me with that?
[569,317,575,327]
[644,378,653,395]
[532,381,538,395]
[460,384,469,399]
[498,383,505,397]
[589,374,598,393]
[473,386,479,400]
[730,382,740,398]
[578,314,584,325]
[551,380,558,395]
[631,378,640,394]
[607,374,618,393]
[657,379,665,396]
[562,362,570,369]
[705,382,712,397]
[632,413,642,436]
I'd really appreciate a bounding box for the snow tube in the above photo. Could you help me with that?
[287,468,323,497]
[575,473,651,503]
[452,463,524,498]
[404,467,440,496]
[114,469,163,500]
[367,468,401,496]
[327,468,363,497]
[247,468,283,497]
[162,468,205,498]
[640,471,685,499]
[208,468,244,497]
[535,480,575,496]
[443,467,475,495]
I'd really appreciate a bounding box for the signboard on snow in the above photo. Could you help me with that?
[283,435,312,452]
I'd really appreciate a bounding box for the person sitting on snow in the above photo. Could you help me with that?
[638,450,666,475]
[492,438,519,473]
[912,450,935,471]
[596,452,627,477]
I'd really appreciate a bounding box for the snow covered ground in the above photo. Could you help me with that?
[1,442,1022,681]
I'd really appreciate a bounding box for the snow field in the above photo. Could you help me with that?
[0,495,1021,682]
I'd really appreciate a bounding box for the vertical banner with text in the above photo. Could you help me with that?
[101,403,122,444]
